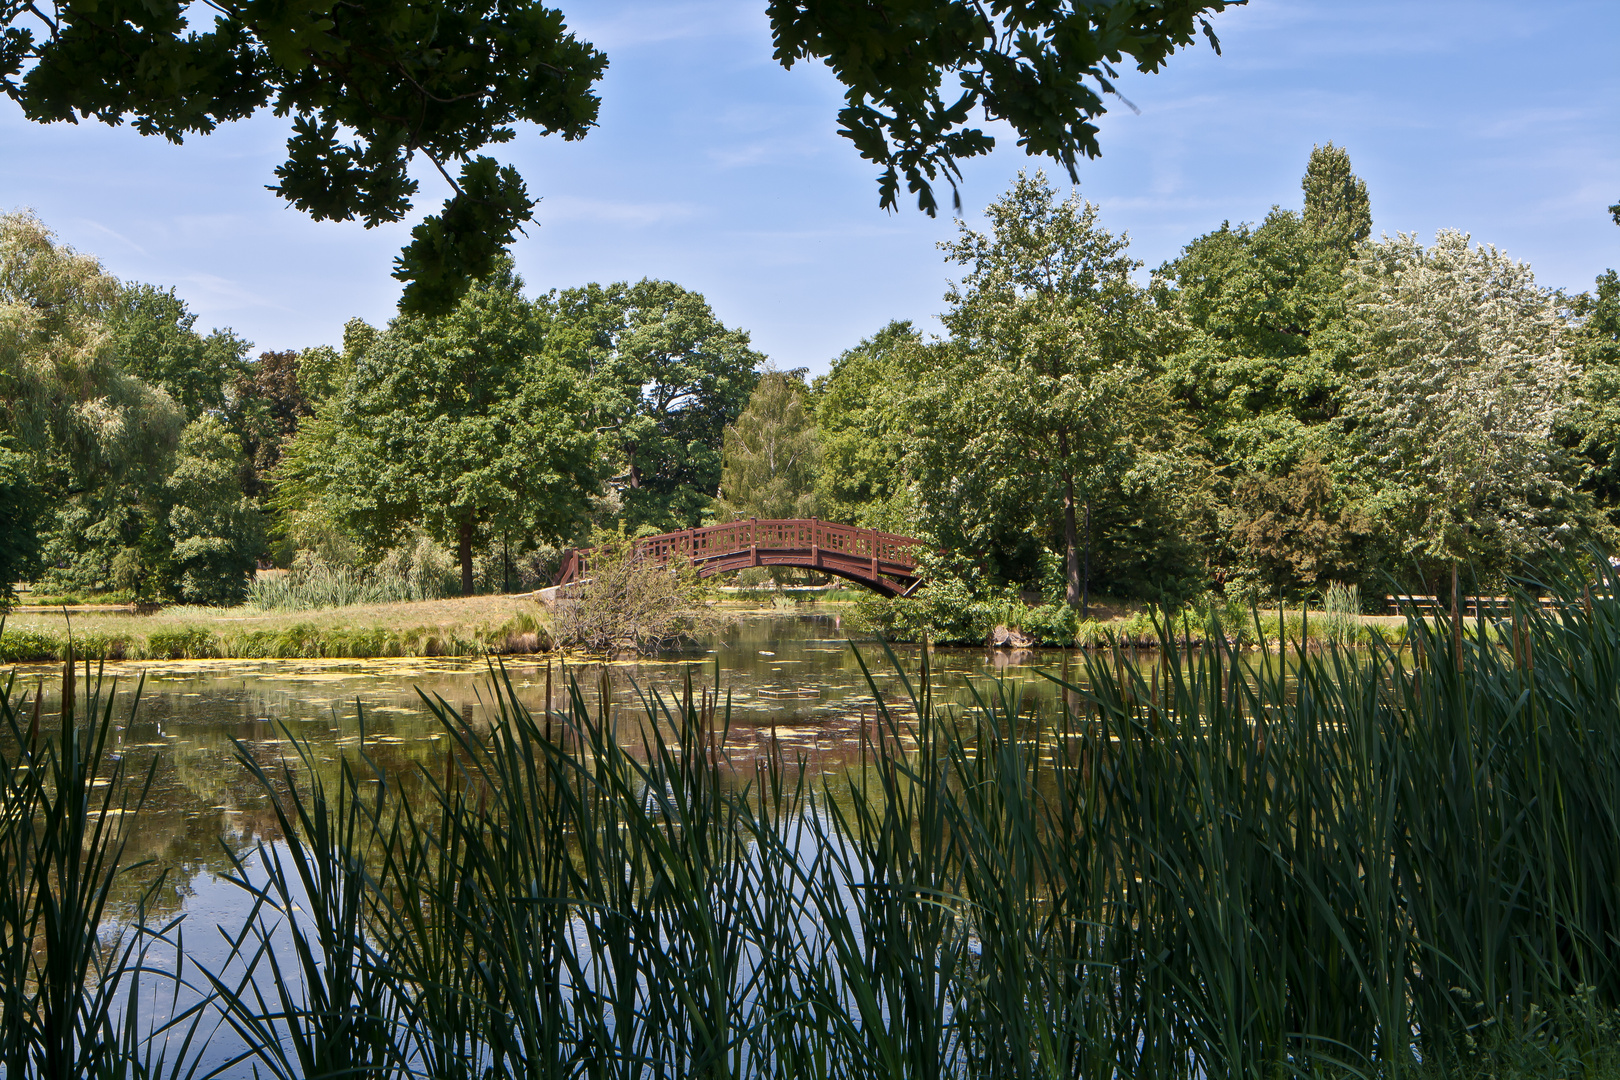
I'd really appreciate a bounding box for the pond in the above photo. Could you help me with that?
[4,612,1105,927]
[1,612,1400,1079]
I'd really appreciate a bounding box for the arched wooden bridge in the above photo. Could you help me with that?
[553,519,926,597]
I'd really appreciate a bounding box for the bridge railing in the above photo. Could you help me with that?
[636,518,922,568]
[556,519,923,585]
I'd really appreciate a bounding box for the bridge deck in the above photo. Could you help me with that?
[553,519,925,597]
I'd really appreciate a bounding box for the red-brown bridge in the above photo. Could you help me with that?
[553,519,926,597]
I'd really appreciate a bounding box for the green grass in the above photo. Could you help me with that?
[0,597,553,661]
[8,552,1620,1077]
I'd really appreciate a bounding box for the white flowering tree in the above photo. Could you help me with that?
[1347,230,1578,573]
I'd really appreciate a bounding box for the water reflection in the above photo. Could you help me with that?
[5,614,1116,920]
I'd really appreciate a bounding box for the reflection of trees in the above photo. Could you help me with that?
[11,615,1125,926]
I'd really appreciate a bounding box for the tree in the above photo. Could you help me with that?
[3,1,1236,311]
[294,318,375,407]
[107,284,250,420]
[932,172,1162,613]
[769,0,1239,214]
[1,211,187,596]
[1224,458,1366,600]
[1345,231,1581,578]
[1158,146,1370,595]
[166,415,264,604]
[811,321,929,532]
[279,263,600,594]
[551,531,710,653]
[235,348,312,489]
[715,370,818,521]
[1561,270,1620,528]
[0,436,42,608]
[3,0,605,314]
[543,280,762,533]
[1301,141,1372,252]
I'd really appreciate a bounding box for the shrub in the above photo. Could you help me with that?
[552,534,712,653]
[1010,602,1080,646]
[248,540,458,611]
[848,578,999,644]
[0,626,61,662]
[144,627,218,659]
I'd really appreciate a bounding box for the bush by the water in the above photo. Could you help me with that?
[551,533,715,652]
[9,556,1620,1077]
[850,583,1184,647]
[853,577,1387,648]
[249,541,460,611]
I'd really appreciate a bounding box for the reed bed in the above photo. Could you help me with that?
[247,559,458,613]
[6,556,1620,1078]
[0,600,553,662]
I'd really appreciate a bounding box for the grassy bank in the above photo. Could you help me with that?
[8,556,1620,1078]
[852,587,1412,647]
[0,594,552,662]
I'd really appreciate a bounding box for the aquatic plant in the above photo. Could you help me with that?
[248,550,459,612]
[0,652,202,1078]
[10,551,1620,1077]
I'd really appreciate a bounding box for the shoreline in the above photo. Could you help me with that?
[4,592,1418,664]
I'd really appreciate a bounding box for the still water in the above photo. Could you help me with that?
[5,612,1096,925]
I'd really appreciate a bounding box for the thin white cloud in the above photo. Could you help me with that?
[1479,106,1611,140]
[539,195,703,226]
[172,272,296,317]
[708,134,830,169]
[567,0,765,50]
[69,219,151,257]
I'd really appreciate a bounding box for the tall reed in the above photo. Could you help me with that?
[248,558,455,612]
[0,648,205,1079]
[14,552,1620,1078]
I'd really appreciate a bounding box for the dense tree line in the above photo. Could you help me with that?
[5,143,1616,614]
[771,146,1620,608]
[278,269,761,593]
[1,211,281,606]
[0,211,761,606]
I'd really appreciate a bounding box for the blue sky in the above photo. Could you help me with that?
[2,0,1617,374]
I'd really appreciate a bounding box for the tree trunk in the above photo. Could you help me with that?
[1451,561,1462,673]
[459,519,475,597]
[1082,499,1091,621]
[1060,439,1081,609]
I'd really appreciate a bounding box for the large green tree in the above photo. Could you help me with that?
[811,320,929,532]
[542,279,762,533]
[715,370,818,521]
[929,171,1166,612]
[280,264,600,594]
[1301,141,1371,252]
[3,1,1236,311]
[1,211,192,597]
[1560,270,1620,528]
[1158,145,1370,598]
[166,414,265,605]
[107,284,251,420]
